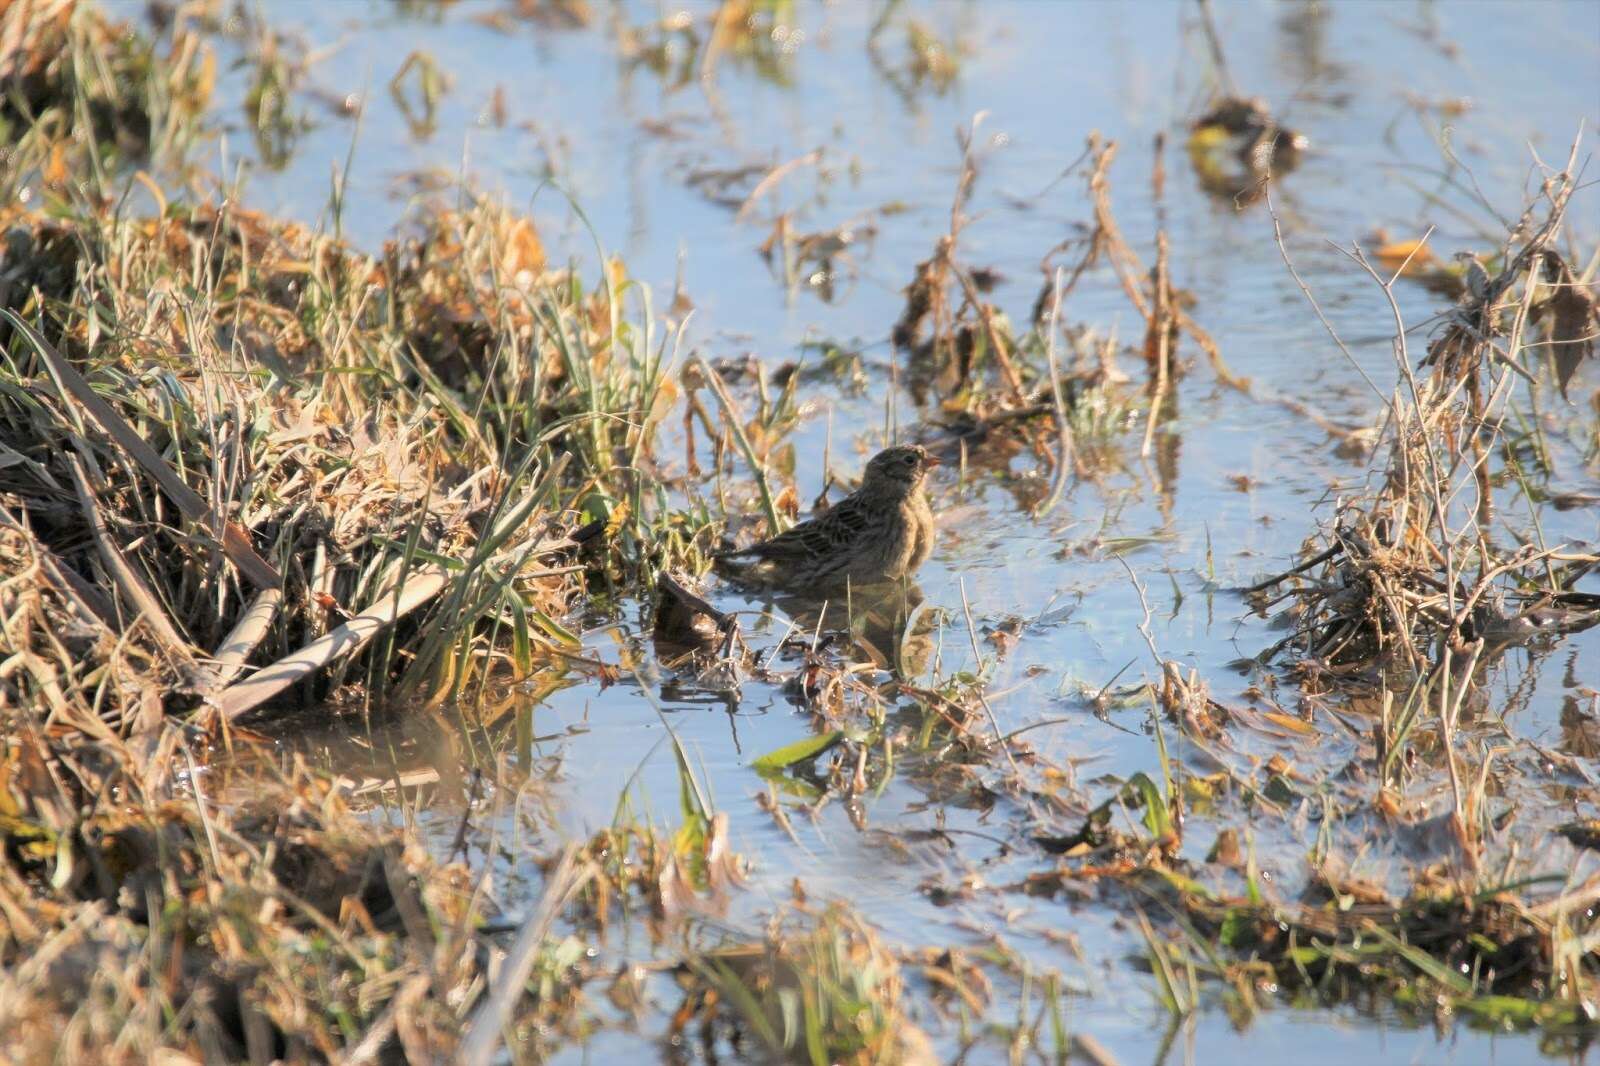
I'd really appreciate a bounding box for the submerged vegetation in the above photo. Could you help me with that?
[0,0,1597,1062]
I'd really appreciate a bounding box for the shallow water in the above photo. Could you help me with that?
[229,1,1599,1061]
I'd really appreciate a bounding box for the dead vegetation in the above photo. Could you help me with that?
[0,735,491,1061]
[0,183,688,732]
[2,1,1598,1062]
[0,165,695,1058]
[681,903,938,1065]
[949,137,1600,1044]
[1209,144,1600,1022]
[890,117,1029,410]
[0,0,216,194]
[885,119,1245,520]
[1250,150,1600,798]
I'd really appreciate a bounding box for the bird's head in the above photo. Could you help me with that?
[861,444,939,498]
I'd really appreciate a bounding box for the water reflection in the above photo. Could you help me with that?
[1275,0,1345,89]
[1186,96,1307,207]
[778,579,937,679]
[1559,692,1600,761]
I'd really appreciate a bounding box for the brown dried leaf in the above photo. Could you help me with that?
[773,483,800,521]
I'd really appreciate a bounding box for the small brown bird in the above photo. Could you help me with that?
[715,444,939,589]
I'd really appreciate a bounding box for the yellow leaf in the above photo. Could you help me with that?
[1372,238,1436,274]
[604,499,631,540]
[1262,711,1317,735]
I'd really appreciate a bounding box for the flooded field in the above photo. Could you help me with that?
[1,1,1597,1063]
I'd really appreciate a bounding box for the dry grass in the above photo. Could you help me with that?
[0,180,696,731]
[1252,149,1599,834]
[0,5,715,1049]
[0,0,216,197]
[0,736,488,1061]
[682,903,938,1065]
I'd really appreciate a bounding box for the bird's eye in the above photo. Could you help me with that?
[903,454,916,464]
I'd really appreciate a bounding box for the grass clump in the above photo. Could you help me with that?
[682,903,938,1065]
[0,0,215,196]
[1250,152,1599,801]
[0,178,688,731]
[1204,142,1600,1032]
[1162,872,1600,1038]
[0,733,489,1061]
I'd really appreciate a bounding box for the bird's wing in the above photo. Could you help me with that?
[742,493,875,562]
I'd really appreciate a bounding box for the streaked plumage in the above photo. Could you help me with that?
[715,445,938,589]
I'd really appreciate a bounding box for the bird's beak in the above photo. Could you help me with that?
[923,454,943,468]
